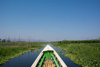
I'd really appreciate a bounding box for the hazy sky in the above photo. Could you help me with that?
[0,0,100,41]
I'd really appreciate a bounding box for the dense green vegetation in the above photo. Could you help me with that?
[0,46,29,64]
[52,41,100,67]
[0,42,46,65]
[53,39,100,43]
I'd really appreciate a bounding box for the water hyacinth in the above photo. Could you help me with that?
[52,42,100,67]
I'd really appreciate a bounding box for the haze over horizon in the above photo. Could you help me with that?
[0,0,100,42]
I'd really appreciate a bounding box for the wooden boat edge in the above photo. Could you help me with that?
[31,45,67,67]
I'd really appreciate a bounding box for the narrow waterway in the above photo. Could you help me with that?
[0,44,82,67]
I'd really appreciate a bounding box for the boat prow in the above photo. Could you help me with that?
[31,45,67,67]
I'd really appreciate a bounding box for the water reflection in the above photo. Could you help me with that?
[0,44,82,67]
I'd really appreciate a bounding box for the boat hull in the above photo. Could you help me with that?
[31,45,67,67]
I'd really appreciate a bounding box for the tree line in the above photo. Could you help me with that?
[53,39,100,44]
[0,38,11,43]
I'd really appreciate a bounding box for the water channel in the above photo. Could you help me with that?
[0,44,82,67]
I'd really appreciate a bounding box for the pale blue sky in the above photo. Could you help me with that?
[0,0,100,41]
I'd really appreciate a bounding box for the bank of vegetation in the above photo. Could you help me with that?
[52,40,100,67]
[0,42,46,65]
[54,39,100,43]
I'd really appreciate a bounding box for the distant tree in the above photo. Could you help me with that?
[7,40,11,42]
[0,38,1,42]
[2,39,6,43]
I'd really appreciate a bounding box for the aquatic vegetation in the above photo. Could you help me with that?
[0,46,29,64]
[0,42,46,65]
[52,43,100,67]
[56,50,65,55]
